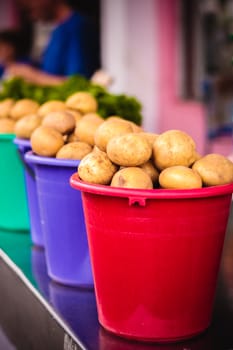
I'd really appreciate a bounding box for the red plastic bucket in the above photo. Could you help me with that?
[70,174,233,342]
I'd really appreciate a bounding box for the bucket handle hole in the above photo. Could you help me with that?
[129,198,146,207]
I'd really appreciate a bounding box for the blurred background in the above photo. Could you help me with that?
[0,0,232,156]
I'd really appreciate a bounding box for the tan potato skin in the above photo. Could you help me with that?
[31,126,64,157]
[140,160,160,184]
[75,113,104,146]
[56,142,92,160]
[159,166,202,189]
[65,109,83,123]
[66,92,98,114]
[0,118,16,133]
[192,153,233,186]
[14,114,41,139]
[106,116,124,122]
[10,99,39,120]
[0,99,15,119]
[78,148,118,185]
[37,100,67,117]
[94,119,134,151]
[129,122,143,133]
[42,111,76,135]
[106,116,142,133]
[139,132,159,147]
[107,133,152,166]
[153,130,197,170]
[67,132,80,143]
[111,167,153,189]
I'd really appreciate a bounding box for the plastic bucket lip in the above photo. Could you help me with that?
[0,133,15,140]
[70,173,233,200]
[25,151,81,167]
[13,137,31,148]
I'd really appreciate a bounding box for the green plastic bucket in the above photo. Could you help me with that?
[0,134,29,230]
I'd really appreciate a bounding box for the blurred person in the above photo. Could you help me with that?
[7,0,102,85]
[30,21,56,66]
[0,29,30,79]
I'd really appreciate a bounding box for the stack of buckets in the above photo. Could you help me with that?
[2,133,233,343]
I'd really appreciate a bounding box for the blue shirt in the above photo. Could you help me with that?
[42,12,100,78]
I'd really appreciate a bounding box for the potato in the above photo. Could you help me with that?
[139,132,159,147]
[107,116,143,133]
[106,115,124,122]
[66,92,98,114]
[10,99,39,120]
[0,98,15,118]
[0,118,15,133]
[75,113,104,146]
[153,130,197,170]
[56,141,92,160]
[140,160,160,184]
[159,166,202,189]
[65,109,83,123]
[42,111,76,135]
[31,126,64,157]
[192,154,233,186]
[129,122,143,133]
[14,114,41,139]
[67,132,79,143]
[63,134,68,143]
[37,100,67,117]
[228,153,233,162]
[94,119,134,151]
[111,167,153,189]
[107,133,152,166]
[78,147,118,185]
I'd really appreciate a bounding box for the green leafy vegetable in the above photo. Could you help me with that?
[0,75,143,125]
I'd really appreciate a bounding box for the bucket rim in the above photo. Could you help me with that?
[0,133,15,140]
[25,150,81,167]
[13,137,31,148]
[70,173,233,199]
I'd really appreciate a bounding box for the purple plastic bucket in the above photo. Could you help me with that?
[31,247,50,299]
[25,151,93,287]
[14,138,44,247]
[49,282,97,337]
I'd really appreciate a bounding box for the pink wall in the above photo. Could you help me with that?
[156,0,207,155]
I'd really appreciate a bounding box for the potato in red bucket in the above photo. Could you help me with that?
[71,126,233,342]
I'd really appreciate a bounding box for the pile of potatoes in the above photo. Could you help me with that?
[78,120,233,190]
[0,98,40,133]
[0,94,232,190]
[0,92,102,161]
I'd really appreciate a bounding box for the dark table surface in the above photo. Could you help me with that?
[0,205,233,350]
